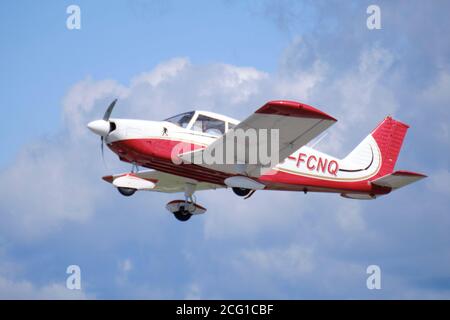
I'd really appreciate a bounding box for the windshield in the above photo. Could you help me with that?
[164,111,194,128]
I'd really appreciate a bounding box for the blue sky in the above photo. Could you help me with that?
[0,0,289,167]
[0,0,449,299]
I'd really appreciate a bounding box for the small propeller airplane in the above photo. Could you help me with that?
[87,100,426,221]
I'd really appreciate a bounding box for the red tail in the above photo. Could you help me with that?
[371,116,409,178]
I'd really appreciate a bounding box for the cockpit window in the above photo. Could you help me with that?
[192,114,225,136]
[228,122,236,130]
[164,111,194,128]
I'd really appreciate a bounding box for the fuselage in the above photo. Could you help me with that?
[103,112,390,197]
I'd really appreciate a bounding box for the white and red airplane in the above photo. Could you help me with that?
[87,100,426,221]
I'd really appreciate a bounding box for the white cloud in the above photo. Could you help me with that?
[119,259,133,273]
[185,283,202,300]
[335,202,366,233]
[275,37,328,100]
[63,78,128,139]
[115,258,134,287]
[131,58,190,87]
[426,170,450,196]
[234,245,314,281]
[421,70,450,145]
[0,255,90,300]
[0,276,89,300]
[202,189,303,240]
[0,139,102,240]
[197,64,269,104]
[422,70,450,105]
[275,59,327,99]
[318,46,398,156]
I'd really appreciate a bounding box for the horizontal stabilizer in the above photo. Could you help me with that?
[371,170,427,190]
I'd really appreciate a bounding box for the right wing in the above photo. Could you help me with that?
[180,100,336,177]
[102,170,223,193]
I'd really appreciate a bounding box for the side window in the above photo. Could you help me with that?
[228,122,236,131]
[193,115,225,136]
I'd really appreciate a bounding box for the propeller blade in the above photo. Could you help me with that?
[103,99,118,121]
[101,136,105,161]
[100,99,116,168]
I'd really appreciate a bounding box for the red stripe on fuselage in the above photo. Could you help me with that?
[108,138,390,195]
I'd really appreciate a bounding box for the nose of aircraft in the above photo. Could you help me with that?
[87,120,110,136]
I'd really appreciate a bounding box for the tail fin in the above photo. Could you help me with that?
[342,116,409,178]
[370,116,409,177]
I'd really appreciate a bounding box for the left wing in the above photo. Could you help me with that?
[180,100,336,177]
[102,170,223,193]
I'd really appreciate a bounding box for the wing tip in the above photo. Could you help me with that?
[102,175,114,183]
[392,170,427,178]
[257,100,337,122]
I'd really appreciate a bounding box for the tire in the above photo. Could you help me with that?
[117,187,136,196]
[174,210,192,222]
[232,187,251,197]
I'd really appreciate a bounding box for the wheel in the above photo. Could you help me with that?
[117,187,136,196]
[232,187,251,197]
[173,208,192,222]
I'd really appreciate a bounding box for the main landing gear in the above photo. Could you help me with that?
[169,201,194,222]
[232,187,251,197]
[116,162,139,197]
[117,187,136,196]
[165,183,207,222]
[232,187,256,199]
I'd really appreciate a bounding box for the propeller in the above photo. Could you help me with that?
[102,99,118,164]
[101,99,117,163]
[87,99,118,166]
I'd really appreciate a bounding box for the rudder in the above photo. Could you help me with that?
[341,116,409,179]
[370,116,409,178]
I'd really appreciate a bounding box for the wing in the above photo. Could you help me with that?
[180,100,336,177]
[102,170,223,193]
